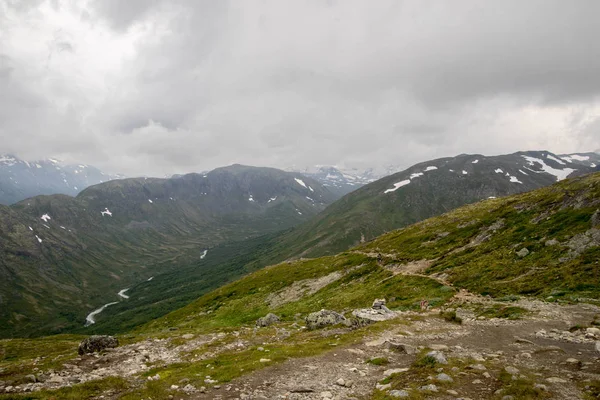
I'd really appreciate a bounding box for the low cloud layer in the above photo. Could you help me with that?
[1,0,599,176]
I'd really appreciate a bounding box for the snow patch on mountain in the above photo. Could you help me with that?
[384,179,411,193]
[294,178,308,188]
[522,156,575,181]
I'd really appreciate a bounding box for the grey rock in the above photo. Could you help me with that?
[386,342,416,354]
[419,384,438,392]
[436,373,453,382]
[505,366,520,375]
[516,248,529,257]
[426,351,448,364]
[592,209,600,227]
[389,389,410,397]
[545,239,559,246]
[305,309,346,330]
[78,335,119,355]
[256,313,280,327]
[182,384,197,393]
[468,364,487,371]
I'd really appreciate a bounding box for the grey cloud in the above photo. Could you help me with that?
[1,0,600,177]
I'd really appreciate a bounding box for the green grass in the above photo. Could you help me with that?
[477,305,529,320]
[367,357,390,366]
[439,310,463,324]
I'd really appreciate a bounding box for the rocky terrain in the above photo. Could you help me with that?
[2,294,600,399]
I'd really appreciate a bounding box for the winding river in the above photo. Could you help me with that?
[84,288,131,326]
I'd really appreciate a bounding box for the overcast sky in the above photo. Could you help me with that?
[1,0,599,176]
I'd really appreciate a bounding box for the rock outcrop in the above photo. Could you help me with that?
[255,313,280,327]
[352,298,398,322]
[305,309,346,329]
[77,335,119,355]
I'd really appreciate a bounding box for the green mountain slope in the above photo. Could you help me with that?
[142,171,600,335]
[238,151,599,266]
[85,151,600,334]
[0,172,598,400]
[0,165,337,338]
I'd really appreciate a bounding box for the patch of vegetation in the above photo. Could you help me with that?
[439,309,462,324]
[582,380,600,400]
[367,357,389,366]
[477,305,529,320]
[496,370,550,399]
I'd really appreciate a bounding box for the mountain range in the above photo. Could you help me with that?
[0,150,598,339]
[41,150,600,336]
[0,155,123,205]
[0,165,337,337]
[1,167,597,399]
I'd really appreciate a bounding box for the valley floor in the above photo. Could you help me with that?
[2,294,600,400]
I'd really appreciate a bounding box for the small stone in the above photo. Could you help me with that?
[383,368,409,377]
[426,351,448,364]
[587,327,600,336]
[181,333,194,340]
[546,377,567,383]
[520,352,532,359]
[320,391,333,399]
[376,383,391,391]
[534,383,548,391]
[483,372,492,379]
[436,373,453,382]
[170,385,179,390]
[516,248,529,257]
[430,344,449,351]
[336,378,345,386]
[256,313,280,328]
[566,358,580,364]
[182,384,196,393]
[419,384,438,392]
[472,379,483,384]
[447,389,459,395]
[505,366,520,375]
[387,342,416,355]
[468,364,487,371]
[502,396,515,400]
[257,347,265,351]
[545,239,559,246]
[259,358,271,363]
[389,389,410,397]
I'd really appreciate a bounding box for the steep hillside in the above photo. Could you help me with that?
[85,151,600,334]
[0,155,122,205]
[0,165,337,338]
[257,151,599,262]
[146,171,600,332]
[1,172,597,400]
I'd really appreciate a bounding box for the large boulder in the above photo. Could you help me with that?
[256,313,280,327]
[305,309,346,330]
[78,335,119,355]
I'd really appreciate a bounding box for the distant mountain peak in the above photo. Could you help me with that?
[0,154,124,205]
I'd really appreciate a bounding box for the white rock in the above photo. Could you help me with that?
[546,377,567,383]
[383,368,409,377]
